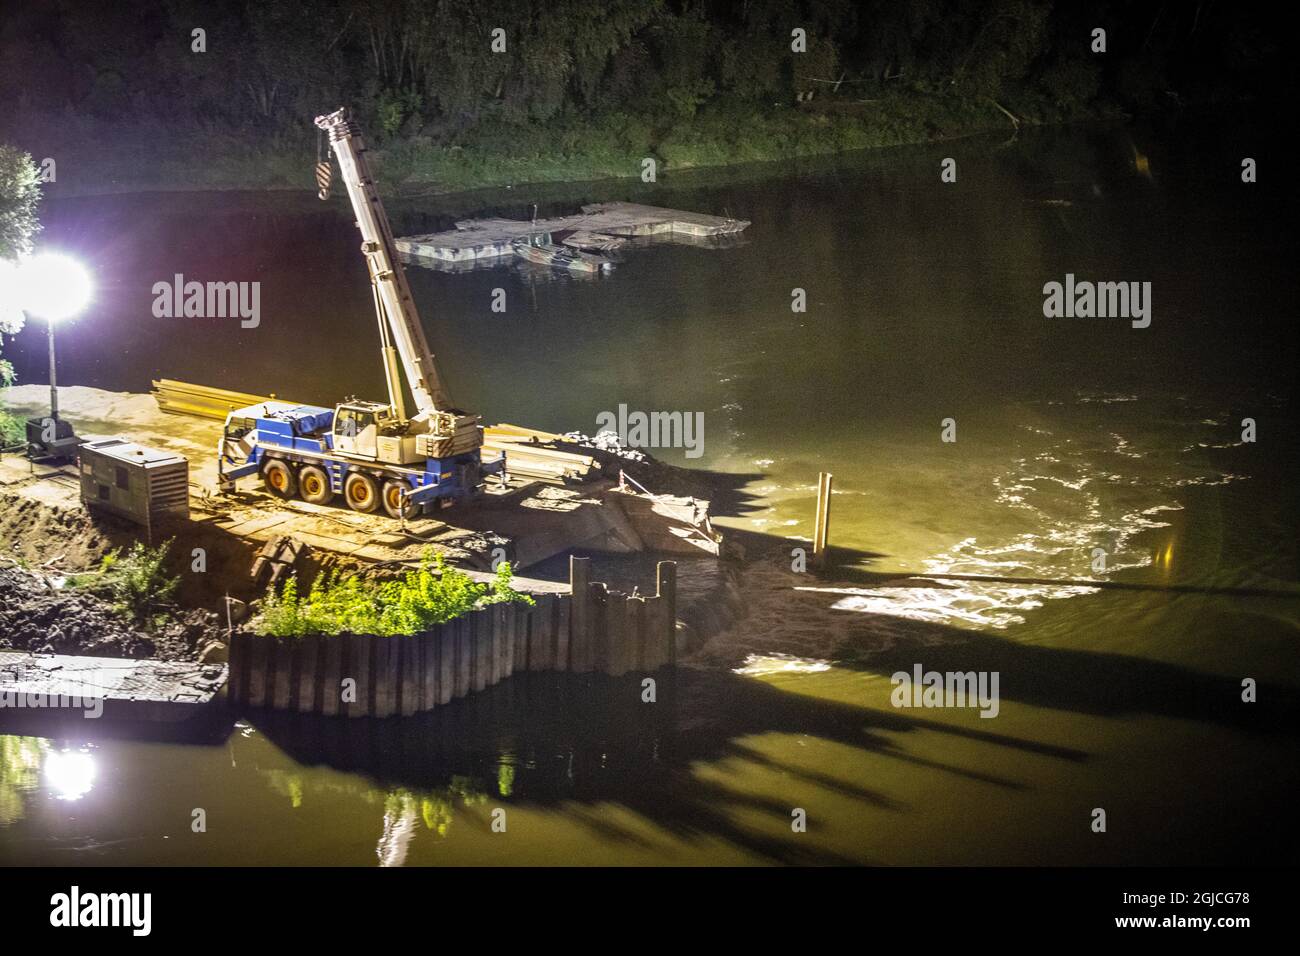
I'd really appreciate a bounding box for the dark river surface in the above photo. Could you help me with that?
[2,118,1297,865]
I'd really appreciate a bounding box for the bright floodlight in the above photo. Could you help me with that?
[17,252,93,321]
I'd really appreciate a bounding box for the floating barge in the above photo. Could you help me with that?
[396,201,750,267]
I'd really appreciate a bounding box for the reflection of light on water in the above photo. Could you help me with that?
[44,750,96,801]
[1173,473,1246,487]
[497,753,517,798]
[1157,541,1175,578]
[0,736,50,826]
[898,427,1221,628]
[733,654,831,676]
[723,411,1247,653]
[803,583,1094,631]
[377,791,419,867]
[808,427,1214,631]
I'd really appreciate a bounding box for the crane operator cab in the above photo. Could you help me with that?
[332,400,485,466]
[333,401,390,461]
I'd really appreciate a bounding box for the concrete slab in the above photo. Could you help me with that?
[0,651,227,723]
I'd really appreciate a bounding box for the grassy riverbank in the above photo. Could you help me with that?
[24,87,1119,198]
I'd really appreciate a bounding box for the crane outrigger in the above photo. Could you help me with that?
[216,107,504,518]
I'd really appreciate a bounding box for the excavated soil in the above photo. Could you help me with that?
[0,493,113,569]
[0,566,218,660]
[0,494,227,661]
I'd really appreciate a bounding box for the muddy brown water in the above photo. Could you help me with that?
[2,118,1297,865]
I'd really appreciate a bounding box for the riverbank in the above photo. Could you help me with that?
[17,88,1122,198]
[0,383,752,670]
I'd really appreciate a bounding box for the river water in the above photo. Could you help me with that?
[2,118,1296,865]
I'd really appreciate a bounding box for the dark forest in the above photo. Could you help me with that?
[1,0,1287,191]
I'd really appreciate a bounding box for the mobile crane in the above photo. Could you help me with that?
[216,106,505,518]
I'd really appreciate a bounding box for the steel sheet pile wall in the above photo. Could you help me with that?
[228,558,676,717]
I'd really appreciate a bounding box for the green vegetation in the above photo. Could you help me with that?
[2,1,1277,195]
[256,551,533,638]
[0,145,40,260]
[68,539,180,629]
[0,145,41,443]
[363,86,1117,195]
[0,736,46,827]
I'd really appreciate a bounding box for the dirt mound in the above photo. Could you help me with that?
[0,493,112,570]
[0,490,267,607]
[0,566,219,661]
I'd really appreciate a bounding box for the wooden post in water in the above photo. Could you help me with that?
[472,611,490,692]
[437,623,455,705]
[657,561,677,665]
[372,637,395,717]
[604,590,626,677]
[228,633,249,707]
[247,635,270,709]
[570,556,592,672]
[457,616,472,696]
[345,632,372,718]
[554,593,572,670]
[421,627,441,711]
[320,635,343,716]
[528,594,555,671]
[812,471,833,569]
[400,634,421,717]
[296,635,320,713]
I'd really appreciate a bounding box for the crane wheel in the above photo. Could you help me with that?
[343,472,380,513]
[299,466,333,505]
[262,459,297,499]
[382,480,416,519]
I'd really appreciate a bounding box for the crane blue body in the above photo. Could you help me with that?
[219,402,504,510]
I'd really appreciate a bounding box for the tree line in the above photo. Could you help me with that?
[0,0,1284,147]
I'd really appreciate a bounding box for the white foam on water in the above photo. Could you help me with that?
[825,413,1242,632]
[708,404,1251,656]
[733,653,832,676]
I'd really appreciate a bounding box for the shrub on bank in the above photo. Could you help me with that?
[0,144,42,444]
[68,539,180,629]
[255,551,533,638]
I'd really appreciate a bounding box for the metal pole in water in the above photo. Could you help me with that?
[813,471,833,568]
